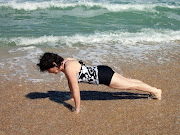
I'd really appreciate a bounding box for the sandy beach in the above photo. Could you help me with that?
[1,0,180,134]
[1,58,180,135]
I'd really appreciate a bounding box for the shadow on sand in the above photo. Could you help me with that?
[26,91,150,112]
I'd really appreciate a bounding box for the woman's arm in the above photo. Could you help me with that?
[68,80,74,101]
[65,63,81,114]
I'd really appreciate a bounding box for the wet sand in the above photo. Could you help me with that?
[0,60,180,135]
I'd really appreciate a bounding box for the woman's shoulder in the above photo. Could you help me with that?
[64,58,81,72]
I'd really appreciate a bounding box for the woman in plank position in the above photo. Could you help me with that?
[37,52,162,114]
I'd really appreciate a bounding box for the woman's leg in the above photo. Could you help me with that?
[109,73,162,100]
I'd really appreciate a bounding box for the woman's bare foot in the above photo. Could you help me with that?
[152,88,162,100]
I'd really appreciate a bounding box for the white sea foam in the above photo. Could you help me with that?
[0,46,46,82]
[9,46,37,53]
[0,33,179,83]
[2,29,180,47]
[9,36,60,46]
[0,1,179,11]
[0,45,67,83]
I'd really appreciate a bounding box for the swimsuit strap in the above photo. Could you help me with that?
[79,60,84,65]
[63,60,69,69]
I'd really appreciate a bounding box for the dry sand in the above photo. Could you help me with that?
[1,60,180,135]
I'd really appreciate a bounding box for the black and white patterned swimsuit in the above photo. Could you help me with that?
[77,61,115,86]
[77,61,99,84]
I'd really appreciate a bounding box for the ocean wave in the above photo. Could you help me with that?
[0,1,179,12]
[1,29,180,46]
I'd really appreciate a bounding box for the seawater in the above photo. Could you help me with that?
[0,0,180,82]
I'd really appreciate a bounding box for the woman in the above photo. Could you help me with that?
[37,52,162,114]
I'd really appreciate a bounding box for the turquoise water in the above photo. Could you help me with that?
[0,0,180,46]
[0,0,180,82]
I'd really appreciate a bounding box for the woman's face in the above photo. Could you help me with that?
[47,66,60,74]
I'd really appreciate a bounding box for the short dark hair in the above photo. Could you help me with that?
[37,52,64,72]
